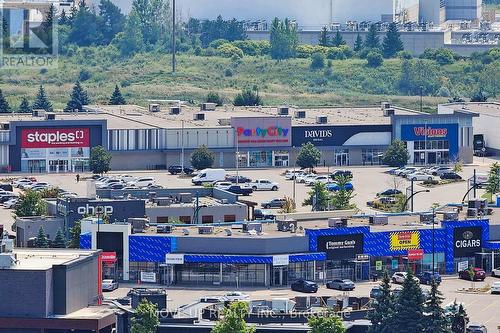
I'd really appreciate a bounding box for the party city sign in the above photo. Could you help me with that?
[231,116,292,148]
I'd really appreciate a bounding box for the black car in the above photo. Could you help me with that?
[168,165,194,175]
[377,189,402,196]
[226,185,253,196]
[440,172,462,180]
[0,195,17,203]
[225,175,252,183]
[290,279,318,293]
[0,184,13,192]
[253,209,276,220]
[330,170,353,180]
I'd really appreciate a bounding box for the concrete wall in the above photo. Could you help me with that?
[15,216,64,247]
[490,224,500,241]
[111,151,165,170]
[445,0,481,20]
[473,114,500,151]
[146,203,248,223]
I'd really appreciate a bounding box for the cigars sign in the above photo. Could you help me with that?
[21,128,90,148]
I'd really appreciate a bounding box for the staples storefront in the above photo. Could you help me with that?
[9,120,106,173]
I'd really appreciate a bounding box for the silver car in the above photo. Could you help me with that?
[326,279,355,291]
[102,279,119,292]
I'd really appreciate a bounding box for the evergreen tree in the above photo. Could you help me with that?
[364,24,380,49]
[368,271,396,333]
[18,97,31,113]
[109,85,126,105]
[42,4,55,30]
[68,220,82,248]
[36,226,49,248]
[354,34,363,52]
[68,1,102,46]
[331,30,346,47]
[424,278,449,333]
[451,303,469,333]
[118,9,144,57]
[319,26,329,47]
[65,81,90,112]
[53,229,66,248]
[382,22,404,58]
[98,0,125,44]
[330,174,356,210]
[69,5,78,25]
[0,89,11,113]
[59,9,70,25]
[302,182,331,211]
[270,17,298,60]
[131,299,160,333]
[393,270,425,333]
[32,85,53,112]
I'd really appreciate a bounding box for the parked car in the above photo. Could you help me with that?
[0,194,17,203]
[225,175,252,183]
[305,175,330,186]
[459,268,486,281]
[326,279,355,291]
[24,182,50,190]
[330,170,353,179]
[326,182,353,192]
[118,174,137,183]
[377,189,402,196]
[105,183,126,190]
[102,279,119,292]
[407,172,434,181]
[285,171,305,180]
[388,167,404,175]
[213,181,233,190]
[199,296,228,303]
[224,291,250,301]
[491,282,500,294]
[296,173,314,183]
[129,177,155,188]
[432,167,453,176]
[3,198,18,209]
[0,183,13,192]
[370,286,383,299]
[253,209,276,220]
[417,271,442,285]
[391,272,420,284]
[192,169,226,185]
[261,198,286,209]
[290,279,318,293]
[168,165,194,175]
[367,196,396,207]
[395,167,418,176]
[492,267,500,277]
[440,172,462,180]
[466,323,488,333]
[226,185,253,196]
[96,179,121,189]
[249,179,279,191]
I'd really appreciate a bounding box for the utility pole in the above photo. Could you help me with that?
[181,120,185,174]
[172,0,176,73]
[420,85,423,113]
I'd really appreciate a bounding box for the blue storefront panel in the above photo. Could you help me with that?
[129,235,176,262]
[400,123,459,159]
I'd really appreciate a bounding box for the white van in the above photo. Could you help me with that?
[192,169,226,185]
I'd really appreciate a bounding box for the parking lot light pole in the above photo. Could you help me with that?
[180,120,184,176]
[403,189,430,212]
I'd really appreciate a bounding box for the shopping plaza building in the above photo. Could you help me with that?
[0,102,489,173]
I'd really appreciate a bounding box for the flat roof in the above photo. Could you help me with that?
[4,249,98,270]
[146,196,240,209]
[441,102,500,118]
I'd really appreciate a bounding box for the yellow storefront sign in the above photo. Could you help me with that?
[390,231,420,251]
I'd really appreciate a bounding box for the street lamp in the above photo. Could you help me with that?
[403,189,430,212]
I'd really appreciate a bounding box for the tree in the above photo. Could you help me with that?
[68,1,102,46]
[32,85,53,112]
[131,298,160,333]
[270,17,298,60]
[308,312,345,333]
[190,145,215,170]
[132,0,170,46]
[368,271,396,333]
[36,226,49,248]
[206,92,223,106]
[424,279,449,333]
[353,34,363,52]
[234,88,263,106]
[59,9,70,25]
[393,270,425,333]
[303,182,332,211]
[109,85,126,105]
[310,52,325,70]
[18,97,31,113]
[89,145,112,174]
[68,220,82,248]
[116,9,144,57]
[364,24,380,49]
[450,303,469,333]
[296,142,321,171]
[212,301,255,333]
[15,190,47,217]
[65,81,90,112]
[366,50,383,67]
[53,229,66,248]
[42,4,55,31]
[485,162,500,202]
[471,89,488,102]
[319,26,329,47]
[331,30,345,47]
[98,0,125,44]
[0,89,11,113]
[382,22,403,58]
[330,174,356,210]
[383,140,409,167]
[279,196,296,214]
[398,59,439,96]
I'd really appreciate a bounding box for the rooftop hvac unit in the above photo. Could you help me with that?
[381,102,391,110]
[149,104,160,112]
[128,217,149,233]
[328,217,348,228]
[177,193,192,203]
[218,118,231,126]
[468,199,487,209]
[419,213,434,224]
[157,224,173,234]
[243,222,262,233]
[294,110,306,119]
[369,215,388,225]
[169,107,181,115]
[467,208,478,218]
[201,103,217,111]
[198,226,214,234]
[32,109,46,117]
[383,108,395,117]
[277,219,297,232]
[0,123,9,130]
[156,198,172,206]
[45,112,56,120]
[278,106,289,116]
[316,116,328,124]
[443,212,459,221]
[193,113,205,121]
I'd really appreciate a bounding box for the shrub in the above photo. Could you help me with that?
[194,46,202,56]
[206,92,223,106]
[435,48,455,65]
[208,39,229,49]
[234,88,263,106]
[232,40,270,56]
[78,69,91,81]
[366,51,383,67]
[224,68,233,77]
[217,44,244,58]
[296,44,329,58]
[310,52,325,70]
[437,86,451,97]
[423,179,439,186]
[397,50,413,59]
[203,47,217,57]
[326,45,354,60]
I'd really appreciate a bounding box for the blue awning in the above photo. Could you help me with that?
[183,252,326,264]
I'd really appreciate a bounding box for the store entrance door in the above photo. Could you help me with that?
[335,150,349,166]
[273,266,288,286]
[49,160,69,172]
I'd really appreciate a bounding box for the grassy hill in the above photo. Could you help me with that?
[0,50,497,111]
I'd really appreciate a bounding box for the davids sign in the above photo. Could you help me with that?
[317,234,364,260]
[453,226,482,257]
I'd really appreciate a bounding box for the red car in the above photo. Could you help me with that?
[459,268,486,281]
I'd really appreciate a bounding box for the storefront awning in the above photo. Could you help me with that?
[181,252,326,264]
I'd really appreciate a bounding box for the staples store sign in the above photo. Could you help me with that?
[21,128,90,148]
[231,117,292,148]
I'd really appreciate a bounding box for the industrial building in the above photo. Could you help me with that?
[0,103,477,172]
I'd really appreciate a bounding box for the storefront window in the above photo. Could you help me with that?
[249,151,272,167]
[237,152,248,168]
[273,151,289,167]
[362,149,384,166]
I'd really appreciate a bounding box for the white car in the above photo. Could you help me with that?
[24,182,50,190]
[491,282,500,294]
[129,177,156,188]
[249,179,279,191]
[224,291,250,301]
[395,167,417,176]
[285,171,305,180]
[214,181,233,190]
[407,172,434,181]
[3,198,18,209]
[14,179,33,188]
[119,175,137,183]
[102,279,119,291]
[96,178,122,189]
[305,175,330,186]
[391,272,420,284]
[300,174,318,184]
[492,267,500,277]
[296,173,313,183]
